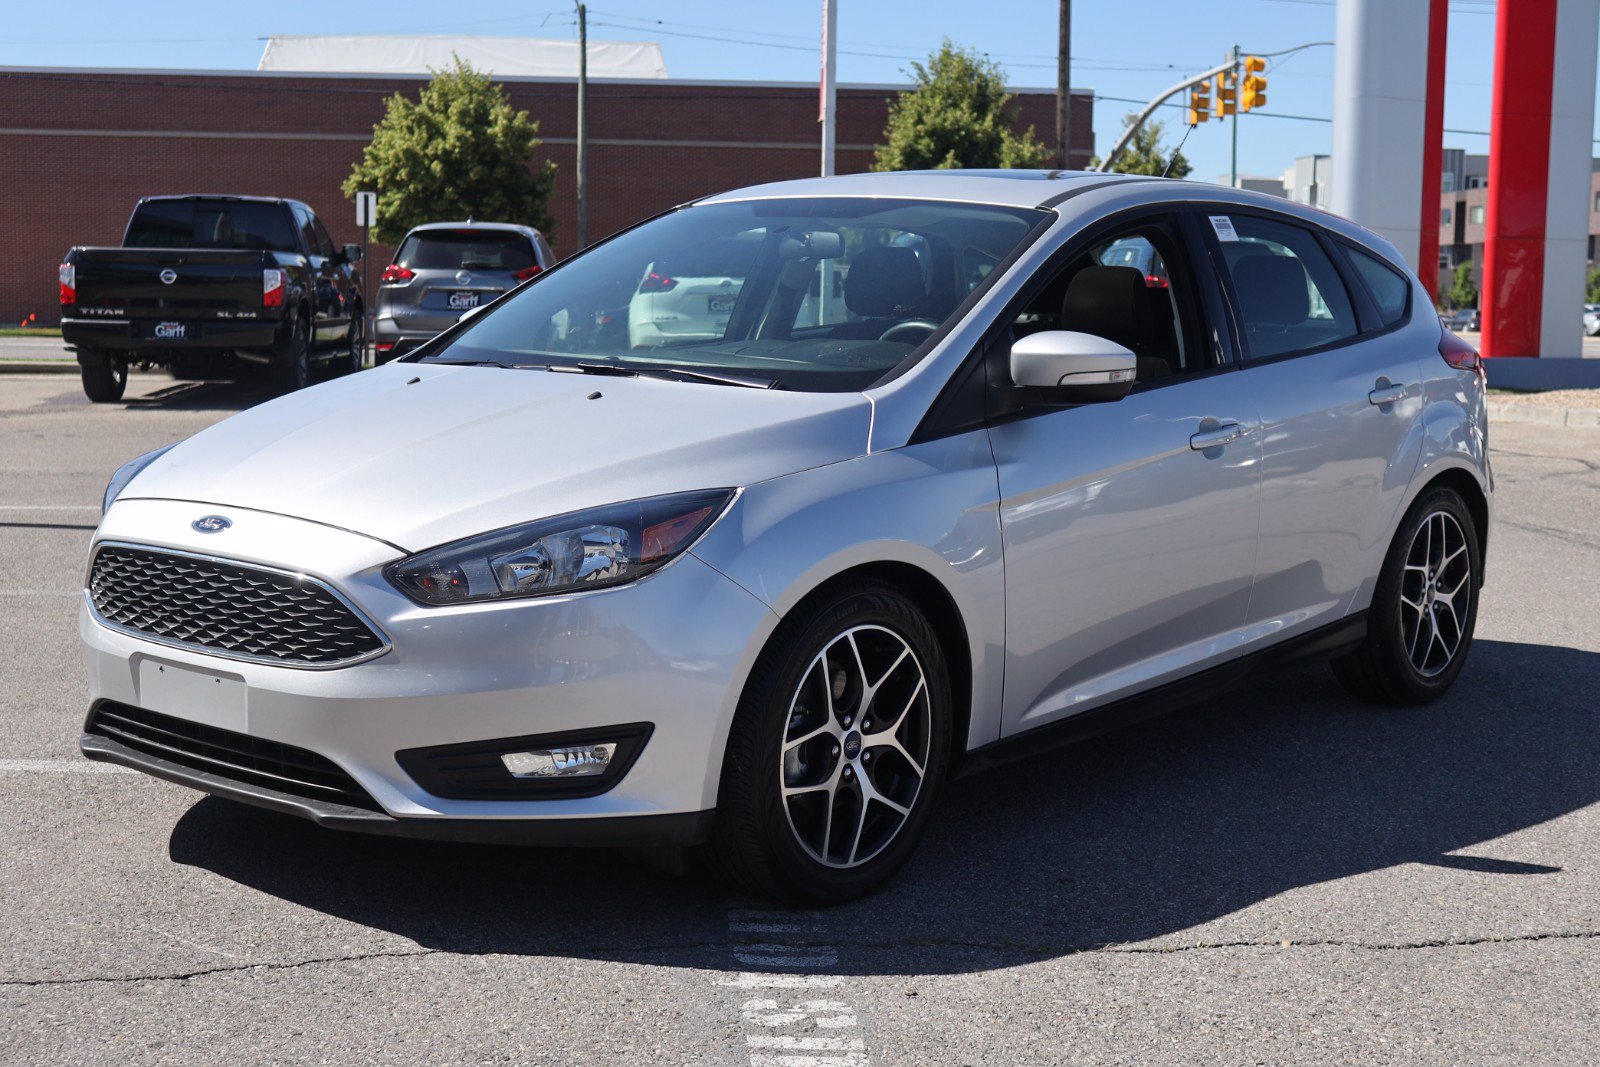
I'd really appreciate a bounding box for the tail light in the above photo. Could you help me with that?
[375,342,394,353]
[59,262,75,305]
[1144,273,1169,288]
[1439,327,1481,373]
[262,268,285,308]
[638,271,677,293]
[512,264,544,282]
[381,264,415,285]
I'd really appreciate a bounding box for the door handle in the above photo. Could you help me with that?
[1368,381,1410,406]
[1189,421,1246,450]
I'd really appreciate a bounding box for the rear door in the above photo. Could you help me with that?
[988,211,1264,735]
[293,205,344,344]
[1200,208,1427,642]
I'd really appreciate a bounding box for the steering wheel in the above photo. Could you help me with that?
[878,320,940,344]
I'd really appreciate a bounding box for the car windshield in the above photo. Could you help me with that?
[397,229,538,272]
[125,200,300,253]
[419,197,1048,392]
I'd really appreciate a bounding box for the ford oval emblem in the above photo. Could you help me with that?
[191,515,232,533]
[159,268,178,285]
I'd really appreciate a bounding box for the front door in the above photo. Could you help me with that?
[987,215,1263,735]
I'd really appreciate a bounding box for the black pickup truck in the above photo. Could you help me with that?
[60,195,365,401]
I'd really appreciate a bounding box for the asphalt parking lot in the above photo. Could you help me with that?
[2,370,1598,1065]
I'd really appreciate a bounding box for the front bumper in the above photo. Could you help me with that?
[80,498,776,841]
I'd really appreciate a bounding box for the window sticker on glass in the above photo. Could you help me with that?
[1210,215,1240,242]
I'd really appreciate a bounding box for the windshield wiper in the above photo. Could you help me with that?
[572,362,781,390]
[423,357,523,369]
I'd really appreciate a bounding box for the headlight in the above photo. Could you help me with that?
[385,489,736,606]
[102,444,177,515]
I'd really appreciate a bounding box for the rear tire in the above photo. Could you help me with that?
[705,581,952,903]
[1332,486,1481,705]
[78,350,127,403]
[269,314,310,395]
[340,312,365,376]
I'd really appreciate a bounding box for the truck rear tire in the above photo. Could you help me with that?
[270,314,310,395]
[79,350,128,403]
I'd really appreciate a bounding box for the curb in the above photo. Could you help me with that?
[0,360,76,375]
[1487,401,1600,429]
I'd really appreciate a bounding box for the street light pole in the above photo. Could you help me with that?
[1230,43,1240,188]
[1057,0,1071,169]
[575,1,589,250]
[820,0,838,177]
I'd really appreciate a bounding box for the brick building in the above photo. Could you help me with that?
[0,66,1091,326]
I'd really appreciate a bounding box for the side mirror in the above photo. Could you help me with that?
[1009,330,1137,403]
[342,243,363,263]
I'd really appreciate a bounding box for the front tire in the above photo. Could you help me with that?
[340,312,365,376]
[78,349,127,403]
[707,581,952,903]
[1333,487,1481,705]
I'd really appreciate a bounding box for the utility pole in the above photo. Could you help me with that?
[575,1,589,249]
[1056,0,1071,169]
[1229,43,1240,188]
[820,0,838,177]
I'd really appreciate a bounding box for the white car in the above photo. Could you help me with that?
[81,171,1490,902]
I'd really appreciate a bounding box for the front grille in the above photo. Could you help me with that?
[89,545,386,667]
[88,701,382,811]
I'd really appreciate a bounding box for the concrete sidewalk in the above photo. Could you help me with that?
[0,336,72,372]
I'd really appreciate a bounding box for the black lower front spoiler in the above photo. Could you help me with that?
[79,732,714,848]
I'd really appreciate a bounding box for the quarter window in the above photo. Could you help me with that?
[1211,214,1358,361]
[1345,246,1411,326]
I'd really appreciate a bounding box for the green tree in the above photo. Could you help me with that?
[1586,265,1600,305]
[1447,262,1478,310]
[343,59,556,245]
[1096,113,1192,178]
[873,41,1051,172]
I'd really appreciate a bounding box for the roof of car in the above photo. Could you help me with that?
[405,221,546,237]
[698,170,1158,210]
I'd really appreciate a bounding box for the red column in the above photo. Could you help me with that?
[1417,0,1449,303]
[1482,0,1559,358]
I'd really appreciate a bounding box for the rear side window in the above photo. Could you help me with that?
[397,230,537,271]
[1345,246,1411,326]
[1211,213,1359,361]
[126,200,299,253]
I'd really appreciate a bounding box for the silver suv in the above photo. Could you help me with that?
[374,222,555,362]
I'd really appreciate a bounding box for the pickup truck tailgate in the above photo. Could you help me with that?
[72,248,269,316]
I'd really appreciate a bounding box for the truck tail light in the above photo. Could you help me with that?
[512,264,544,282]
[59,263,75,305]
[1439,327,1481,374]
[262,268,286,308]
[381,264,415,285]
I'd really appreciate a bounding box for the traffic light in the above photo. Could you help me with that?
[1187,81,1211,125]
[1213,71,1237,117]
[1241,55,1268,112]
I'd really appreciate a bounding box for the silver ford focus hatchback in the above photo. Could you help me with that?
[82,172,1490,902]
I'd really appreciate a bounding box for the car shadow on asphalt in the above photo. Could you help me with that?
[167,638,1599,971]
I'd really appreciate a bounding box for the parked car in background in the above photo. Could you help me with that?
[1442,307,1480,332]
[1584,304,1600,336]
[374,222,555,362]
[60,195,364,401]
[81,172,1490,902]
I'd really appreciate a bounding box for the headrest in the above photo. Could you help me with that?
[845,246,926,318]
[1230,254,1310,326]
[1060,265,1149,351]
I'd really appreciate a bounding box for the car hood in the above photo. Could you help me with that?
[123,363,872,551]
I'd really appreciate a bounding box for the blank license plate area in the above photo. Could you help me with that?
[136,659,246,733]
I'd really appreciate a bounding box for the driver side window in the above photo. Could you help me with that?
[1006,217,1206,384]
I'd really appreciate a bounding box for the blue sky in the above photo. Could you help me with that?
[0,0,1567,183]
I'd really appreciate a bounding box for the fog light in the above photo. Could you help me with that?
[501,743,617,778]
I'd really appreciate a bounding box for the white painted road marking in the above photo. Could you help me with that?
[0,505,100,510]
[0,758,136,775]
[723,905,871,1065]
